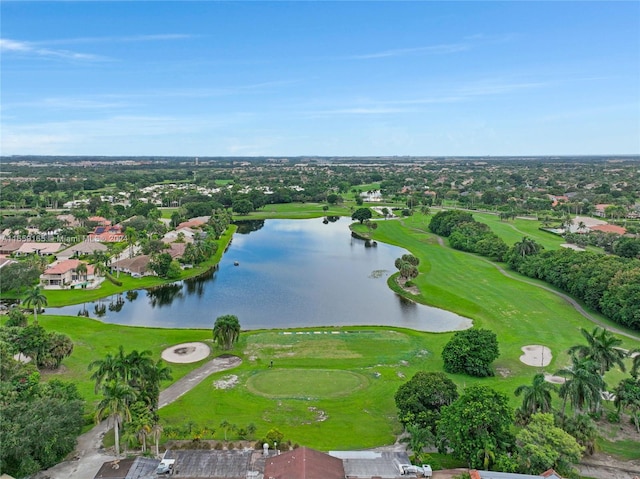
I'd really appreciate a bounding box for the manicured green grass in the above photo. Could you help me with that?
[246,369,368,398]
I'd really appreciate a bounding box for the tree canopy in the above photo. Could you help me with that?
[351,207,373,224]
[394,371,458,434]
[437,385,513,469]
[442,328,500,377]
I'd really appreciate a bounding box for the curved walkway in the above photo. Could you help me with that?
[34,355,242,479]
[428,229,640,342]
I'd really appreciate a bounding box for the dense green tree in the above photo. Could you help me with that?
[428,210,474,237]
[442,328,500,377]
[351,207,373,224]
[0,262,42,294]
[515,413,583,476]
[149,252,173,278]
[213,314,241,350]
[395,371,458,434]
[232,199,254,215]
[613,237,640,258]
[437,385,513,469]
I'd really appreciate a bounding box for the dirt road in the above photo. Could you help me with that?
[33,355,242,479]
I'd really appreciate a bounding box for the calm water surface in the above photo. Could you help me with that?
[48,218,472,332]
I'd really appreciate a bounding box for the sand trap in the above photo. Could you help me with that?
[161,342,210,364]
[544,372,566,384]
[520,345,552,367]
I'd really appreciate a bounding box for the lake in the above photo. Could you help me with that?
[47,218,472,332]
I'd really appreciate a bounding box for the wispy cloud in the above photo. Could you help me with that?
[38,33,196,46]
[351,33,514,60]
[351,42,470,60]
[0,38,106,61]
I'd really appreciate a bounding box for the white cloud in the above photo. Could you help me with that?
[0,38,106,61]
[351,42,470,60]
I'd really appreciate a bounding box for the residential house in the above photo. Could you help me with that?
[88,216,112,226]
[163,227,197,244]
[162,449,258,479]
[594,204,612,218]
[60,241,108,259]
[265,447,345,479]
[40,259,95,288]
[88,225,125,243]
[112,255,151,277]
[177,218,207,230]
[15,242,63,256]
[0,240,25,255]
[590,224,627,235]
[329,450,416,479]
[93,457,158,479]
[166,242,186,259]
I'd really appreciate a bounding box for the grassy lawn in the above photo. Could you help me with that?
[23,206,640,453]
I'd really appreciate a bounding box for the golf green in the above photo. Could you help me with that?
[246,369,368,399]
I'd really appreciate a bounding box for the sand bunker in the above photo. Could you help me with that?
[161,342,210,364]
[520,345,552,367]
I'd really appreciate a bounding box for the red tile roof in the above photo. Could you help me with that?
[590,224,627,235]
[264,447,345,479]
[43,259,93,275]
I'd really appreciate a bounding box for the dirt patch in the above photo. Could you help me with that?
[544,372,566,384]
[213,375,239,390]
[519,345,552,367]
[496,367,511,378]
[396,277,420,295]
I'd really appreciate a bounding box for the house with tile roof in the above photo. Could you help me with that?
[40,259,95,288]
[265,447,345,479]
[15,242,63,256]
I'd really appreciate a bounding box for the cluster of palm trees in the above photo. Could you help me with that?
[89,346,172,457]
[212,315,241,350]
[515,327,640,432]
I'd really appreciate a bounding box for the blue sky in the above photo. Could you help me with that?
[1,1,639,157]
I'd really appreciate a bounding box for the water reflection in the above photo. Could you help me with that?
[49,218,472,332]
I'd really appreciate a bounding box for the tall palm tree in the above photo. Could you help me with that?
[75,262,88,283]
[95,381,137,457]
[556,355,605,419]
[88,347,126,393]
[151,422,164,458]
[213,315,241,350]
[514,373,557,417]
[568,327,627,376]
[513,236,542,258]
[22,286,48,325]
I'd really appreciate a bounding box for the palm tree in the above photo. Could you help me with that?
[515,373,557,417]
[75,262,88,283]
[95,381,137,457]
[213,315,241,350]
[568,327,626,376]
[88,347,126,393]
[22,286,48,325]
[614,378,640,432]
[151,422,164,458]
[630,349,640,378]
[556,355,605,419]
[125,227,138,259]
[513,236,542,258]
